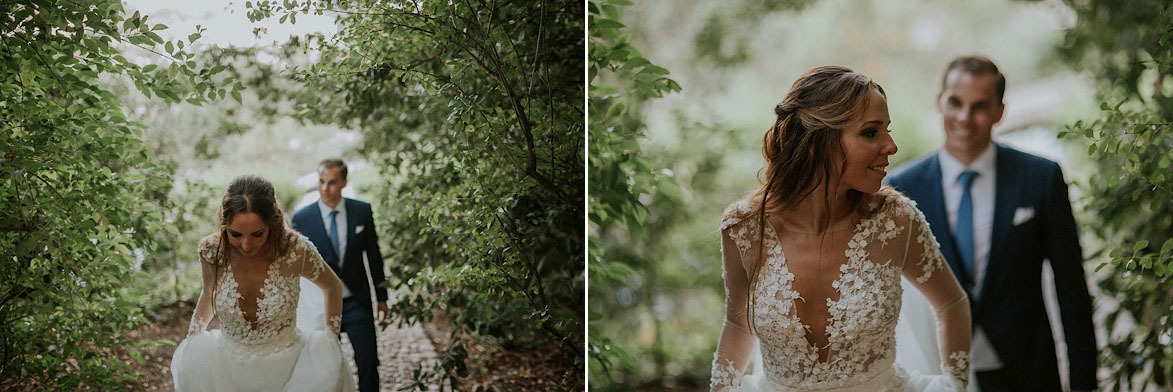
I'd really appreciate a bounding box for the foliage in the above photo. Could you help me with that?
[104,41,339,326]
[587,0,700,388]
[0,0,235,388]
[1056,0,1173,389]
[244,0,584,388]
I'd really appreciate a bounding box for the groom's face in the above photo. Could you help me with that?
[938,69,1004,159]
[318,166,347,208]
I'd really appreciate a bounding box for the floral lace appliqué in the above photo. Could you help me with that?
[942,350,970,384]
[207,236,328,360]
[904,199,947,284]
[328,315,342,335]
[710,357,743,391]
[187,312,211,337]
[718,196,925,390]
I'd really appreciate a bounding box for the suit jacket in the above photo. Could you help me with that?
[292,198,389,310]
[887,144,1097,390]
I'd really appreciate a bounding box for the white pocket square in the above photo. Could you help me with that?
[1013,207,1035,226]
[355,225,365,234]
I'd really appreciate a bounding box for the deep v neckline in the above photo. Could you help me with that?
[226,259,277,330]
[763,214,862,363]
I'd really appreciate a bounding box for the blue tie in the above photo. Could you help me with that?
[328,210,340,261]
[956,171,978,282]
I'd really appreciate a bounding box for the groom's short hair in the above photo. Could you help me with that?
[318,158,348,180]
[942,55,1006,103]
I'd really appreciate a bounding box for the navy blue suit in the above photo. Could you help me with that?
[293,198,387,392]
[887,144,1096,391]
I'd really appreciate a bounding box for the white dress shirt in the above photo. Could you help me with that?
[938,145,1002,373]
[318,199,353,298]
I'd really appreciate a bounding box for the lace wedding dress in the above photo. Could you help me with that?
[171,233,356,392]
[711,189,971,392]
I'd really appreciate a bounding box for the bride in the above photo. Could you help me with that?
[710,66,971,391]
[171,174,356,391]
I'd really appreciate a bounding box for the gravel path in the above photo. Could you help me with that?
[340,321,445,391]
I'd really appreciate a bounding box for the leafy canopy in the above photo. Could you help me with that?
[1,0,237,388]
[245,0,585,388]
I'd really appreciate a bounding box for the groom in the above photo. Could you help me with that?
[888,56,1097,391]
[293,158,389,392]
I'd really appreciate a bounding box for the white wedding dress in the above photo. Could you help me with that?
[711,189,971,392]
[171,233,356,392]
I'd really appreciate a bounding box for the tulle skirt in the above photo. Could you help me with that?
[171,328,356,392]
[730,363,964,392]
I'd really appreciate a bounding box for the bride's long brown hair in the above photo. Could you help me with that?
[746,65,886,327]
[205,175,294,313]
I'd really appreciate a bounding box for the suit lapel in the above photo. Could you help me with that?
[980,145,1018,310]
[304,202,340,269]
[344,198,359,266]
[920,154,970,290]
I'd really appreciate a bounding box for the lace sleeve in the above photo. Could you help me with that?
[900,202,971,385]
[187,236,218,337]
[711,226,755,392]
[297,236,344,335]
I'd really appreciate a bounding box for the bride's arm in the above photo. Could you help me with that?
[300,239,345,335]
[187,260,217,337]
[710,228,755,392]
[901,207,972,384]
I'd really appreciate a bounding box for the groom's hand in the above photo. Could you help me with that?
[377,301,389,323]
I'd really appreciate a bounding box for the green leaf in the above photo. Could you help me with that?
[1134,240,1149,252]
[589,84,619,96]
[657,179,684,202]
[128,348,145,364]
[1160,238,1173,255]
[604,101,627,119]
[593,19,625,29]
[603,262,634,281]
[641,65,670,76]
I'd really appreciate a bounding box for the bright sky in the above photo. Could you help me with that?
[122,0,338,48]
